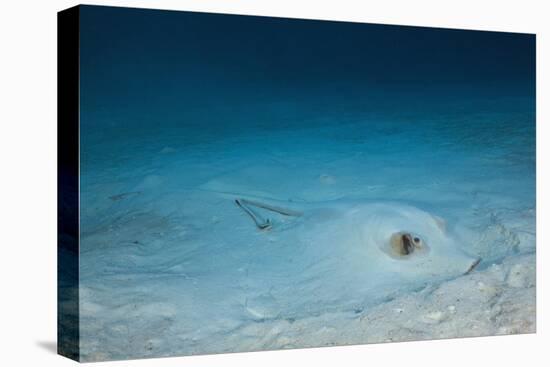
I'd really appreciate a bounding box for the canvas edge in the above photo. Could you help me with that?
[57,5,81,362]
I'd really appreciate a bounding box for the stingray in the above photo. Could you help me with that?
[218,195,481,320]
[194,164,482,320]
[232,196,480,273]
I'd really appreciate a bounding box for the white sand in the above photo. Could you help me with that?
[78,114,535,361]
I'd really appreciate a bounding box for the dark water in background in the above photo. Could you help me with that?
[79,5,534,140]
[74,6,535,361]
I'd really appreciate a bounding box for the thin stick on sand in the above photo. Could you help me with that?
[464,257,482,275]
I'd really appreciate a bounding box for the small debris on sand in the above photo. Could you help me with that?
[109,191,142,201]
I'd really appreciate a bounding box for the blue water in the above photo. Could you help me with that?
[75,5,535,361]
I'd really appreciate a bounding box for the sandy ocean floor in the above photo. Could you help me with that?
[77,94,535,362]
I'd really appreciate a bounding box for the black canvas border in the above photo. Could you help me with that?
[57,5,80,362]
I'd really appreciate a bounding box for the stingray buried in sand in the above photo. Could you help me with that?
[230,196,481,320]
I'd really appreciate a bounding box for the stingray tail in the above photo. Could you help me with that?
[234,197,303,231]
[237,198,303,217]
[235,199,273,230]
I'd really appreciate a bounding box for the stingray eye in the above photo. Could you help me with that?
[412,236,425,249]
